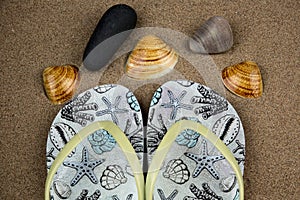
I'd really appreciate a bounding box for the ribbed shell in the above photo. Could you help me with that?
[100,165,127,190]
[189,16,233,54]
[163,159,190,184]
[222,61,263,98]
[125,35,178,80]
[43,65,79,104]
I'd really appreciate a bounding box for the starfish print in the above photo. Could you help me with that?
[157,189,178,200]
[63,147,105,186]
[96,96,128,125]
[184,140,225,180]
[184,183,223,200]
[161,90,193,120]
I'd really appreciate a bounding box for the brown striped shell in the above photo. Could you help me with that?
[125,35,178,80]
[222,61,263,98]
[189,16,233,54]
[43,65,79,104]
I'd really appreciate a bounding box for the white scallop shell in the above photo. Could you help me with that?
[163,159,190,184]
[212,114,240,145]
[100,165,127,190]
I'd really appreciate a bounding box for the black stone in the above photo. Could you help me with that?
[83,4,137,71]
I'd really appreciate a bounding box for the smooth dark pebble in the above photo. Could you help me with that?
[83,4,137,71]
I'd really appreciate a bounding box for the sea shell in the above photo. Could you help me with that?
[49,122,76,156]
[125,35,178,80]
[100,165,127,190]
[176,80,194,87]
[212,114,240,145]
[189,16,233,54]
[43,65,79,104]
[176,129,200,148]
[88,129,116,155]
[94,84,116,94]
[163,159,190,184]
[150,87,162,107]
[126,91,141,112]
[222,61,263,98]
[53,181,72,199]
[219,175,237,192]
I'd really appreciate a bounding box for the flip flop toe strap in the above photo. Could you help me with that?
[146,120,244,200]
[45,121,144,200]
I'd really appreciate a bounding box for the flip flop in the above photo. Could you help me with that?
[45,84,144,200]
[145,80,245,200]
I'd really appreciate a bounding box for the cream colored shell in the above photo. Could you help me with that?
[125,35,178,80]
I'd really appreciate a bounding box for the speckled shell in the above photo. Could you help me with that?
[43,65,79,104]
[53,181,72,199]
[125,35,178,80]
[222,61,263,98]
[212,114,240,145]
[189,16,233,54]
[49,122,77,156]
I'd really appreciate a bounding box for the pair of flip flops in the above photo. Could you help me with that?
[45,80,245,200]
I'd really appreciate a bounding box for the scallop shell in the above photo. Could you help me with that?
[49,122,76,156]
[222,61,263,98]
[219,175,237,192]
[100,165,127,190]
[88,129,116,155]
[43,65,79,104]
[189,16,233,54]
[163,159,190,184]
[212,114,240,145]
[53,181,72,199]
[125,35,178,80]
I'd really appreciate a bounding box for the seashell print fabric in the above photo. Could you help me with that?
[46,84,143,199]
[147,80,245,200]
